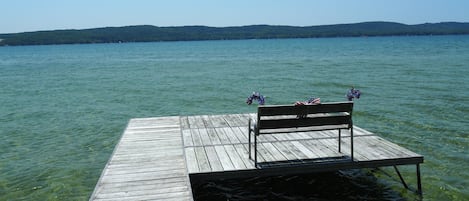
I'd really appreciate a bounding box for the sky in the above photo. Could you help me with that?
[1,0,469,34]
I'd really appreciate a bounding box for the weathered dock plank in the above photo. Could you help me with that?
[204,146,224,171]
[214,145,236,171]
[184,147,199,173]
[206,128,222,145]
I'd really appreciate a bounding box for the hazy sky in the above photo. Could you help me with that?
[2,0,469,34]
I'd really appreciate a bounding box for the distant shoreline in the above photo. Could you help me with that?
[1,21,469,46]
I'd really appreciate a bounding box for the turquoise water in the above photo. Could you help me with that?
[1,36,468,200]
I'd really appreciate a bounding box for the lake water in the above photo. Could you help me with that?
[0,36,468,200]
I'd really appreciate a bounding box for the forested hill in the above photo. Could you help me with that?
[1,21,469,46]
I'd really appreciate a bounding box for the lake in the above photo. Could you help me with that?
[0,35,468,200]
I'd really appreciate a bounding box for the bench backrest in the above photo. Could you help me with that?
[256,102,353,134]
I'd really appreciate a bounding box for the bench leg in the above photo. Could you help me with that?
[338,129,341,153]
[248,121,251,159]
[254,134,258,167]
[350,127,354,161]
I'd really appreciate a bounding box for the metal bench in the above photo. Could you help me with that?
[248,101,354,167]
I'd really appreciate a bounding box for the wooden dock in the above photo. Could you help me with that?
[90,113,424,201]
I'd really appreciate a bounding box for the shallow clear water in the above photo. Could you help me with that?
[0,36,468,200]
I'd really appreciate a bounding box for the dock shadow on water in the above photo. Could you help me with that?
[191,169,405,201]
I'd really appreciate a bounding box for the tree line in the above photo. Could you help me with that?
[1,22,469,46]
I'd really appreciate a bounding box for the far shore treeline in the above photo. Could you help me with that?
[1,21,469,46]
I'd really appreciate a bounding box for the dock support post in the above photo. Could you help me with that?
[417,163,422,195]
[394,166,409,189]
